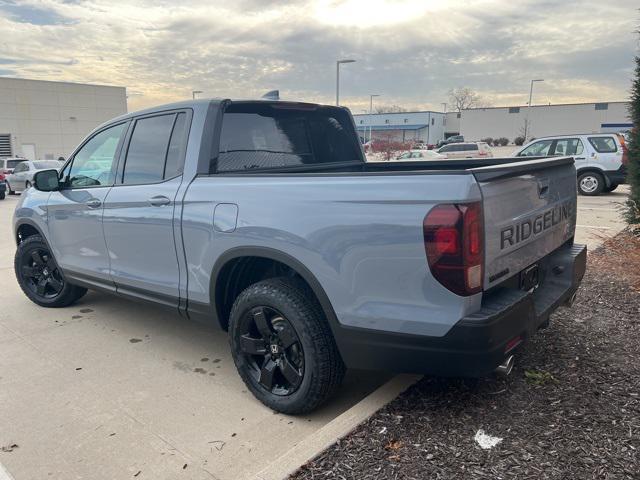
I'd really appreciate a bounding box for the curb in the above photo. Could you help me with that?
[254,373,422,480]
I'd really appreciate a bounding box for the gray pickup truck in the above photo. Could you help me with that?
[13,99,586,413]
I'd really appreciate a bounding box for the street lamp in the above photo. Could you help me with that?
[368,94,380,144]
[192,90,203,99]
[336,59,356,106]
[524,79,544,141]
[441,103,447,113]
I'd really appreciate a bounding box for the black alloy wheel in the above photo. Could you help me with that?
[238,306,304,396]
[20,247,65,299]
[14,235,87,307]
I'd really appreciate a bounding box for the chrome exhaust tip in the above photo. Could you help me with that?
[495,355,514,377]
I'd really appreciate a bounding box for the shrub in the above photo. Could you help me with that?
[481,137,493,145]
[624,51,640,227]
[514,136,525,146]
[498,137,509,146]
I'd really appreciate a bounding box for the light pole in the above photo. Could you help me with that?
[368,94,380,144]
[441,102,447,113]
[524,79,543,141]
[192,90,203,99]
[336,59,355,106]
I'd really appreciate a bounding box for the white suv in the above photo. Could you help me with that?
[514,134,628,195]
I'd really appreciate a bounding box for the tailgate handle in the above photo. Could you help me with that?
[537,178,550,198]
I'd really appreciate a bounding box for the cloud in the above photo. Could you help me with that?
[0,0,637,112]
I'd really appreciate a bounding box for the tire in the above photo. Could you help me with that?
[14,235,87,308]
[229,277,345,414]
[577,171,604,196]
[25,181,31,190]
[0,191,5,200]
[7,181,15,195]
[603,183,618,193]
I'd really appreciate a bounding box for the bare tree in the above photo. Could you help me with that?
[448,87,481,112]
[374,104,408,114]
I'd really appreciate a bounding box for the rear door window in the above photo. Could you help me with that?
[122,114,175,184]
[588,136,617,153]
[552,138,583,156]
[215,103,362,172]
[7,159,22,169]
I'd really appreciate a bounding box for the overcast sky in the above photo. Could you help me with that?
[0,0,638,112]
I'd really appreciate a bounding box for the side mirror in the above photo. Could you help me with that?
[33,169,61,192]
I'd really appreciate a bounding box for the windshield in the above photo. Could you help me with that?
[6,159,22,169]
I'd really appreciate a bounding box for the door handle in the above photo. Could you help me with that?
[149,195,171,207]
[85,198,102,209]
[575,157,586,160]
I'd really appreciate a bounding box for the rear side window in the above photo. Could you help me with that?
[588,136,617,153]
[215,103,362,172]
[164,112,188,179]
[123,114,176,184]
[6,159,22,169]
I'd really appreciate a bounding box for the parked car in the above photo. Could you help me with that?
[6,160,63,194]
[437,135,464,148]
[0,157,27,175]
[436,142,493,159]
[14,99,585,414]
[396,149,446,160]
[513,134,628,196]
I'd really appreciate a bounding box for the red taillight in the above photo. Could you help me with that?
[617,134,629,165]
[423,202,484,296]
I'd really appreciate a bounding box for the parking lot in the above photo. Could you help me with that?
[0,187,628,480]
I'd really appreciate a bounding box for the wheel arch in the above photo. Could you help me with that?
[210,247,340,335]
[15,219,47,247]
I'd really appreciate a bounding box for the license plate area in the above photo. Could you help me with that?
[520,264,540,291]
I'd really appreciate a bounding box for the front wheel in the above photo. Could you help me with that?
[25,181,32,190]
[229,277,345,414]
[15,235,87,307]
[7,181,16,195]
[578,172,604,196]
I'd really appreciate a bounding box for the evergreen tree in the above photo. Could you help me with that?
[624,51,640,228]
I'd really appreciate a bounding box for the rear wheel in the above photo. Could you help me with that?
[15,235,87,307]
[229,277,345,414]
[577,172,604,196]
[603,183,618,193]
[7,181,16,195]
[0,191,4,200]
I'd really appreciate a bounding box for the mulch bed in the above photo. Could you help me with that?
[291,232,640,479]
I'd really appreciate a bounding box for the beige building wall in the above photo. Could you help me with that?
[460,102,630,143]
[0,77,127,160]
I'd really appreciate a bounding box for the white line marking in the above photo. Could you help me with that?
[0,462,16,480]
[578,207,620,212]
[575,224,613,230]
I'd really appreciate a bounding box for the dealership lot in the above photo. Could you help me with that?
[0,187,628,480]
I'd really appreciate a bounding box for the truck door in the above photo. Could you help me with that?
[47,122,128,285]
[102,111,190,307]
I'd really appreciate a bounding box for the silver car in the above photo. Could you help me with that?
[6,160,63,194]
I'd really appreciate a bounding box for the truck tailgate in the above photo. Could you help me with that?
[471,157,577,289]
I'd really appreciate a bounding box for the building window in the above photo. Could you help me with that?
[508,107,520,114]
[359,120,363,124]
[0,134,12,157]
[385,119,390,124]
[595,103,608,110]
[404,118,408,123]
[456,113,461,118]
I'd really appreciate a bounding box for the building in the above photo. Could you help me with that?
[352,111,449,145]
[0,77,127,160]
[459,101,631,142]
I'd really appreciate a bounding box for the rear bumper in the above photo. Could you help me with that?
[335,242,587,376]
[604,165,627,185]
